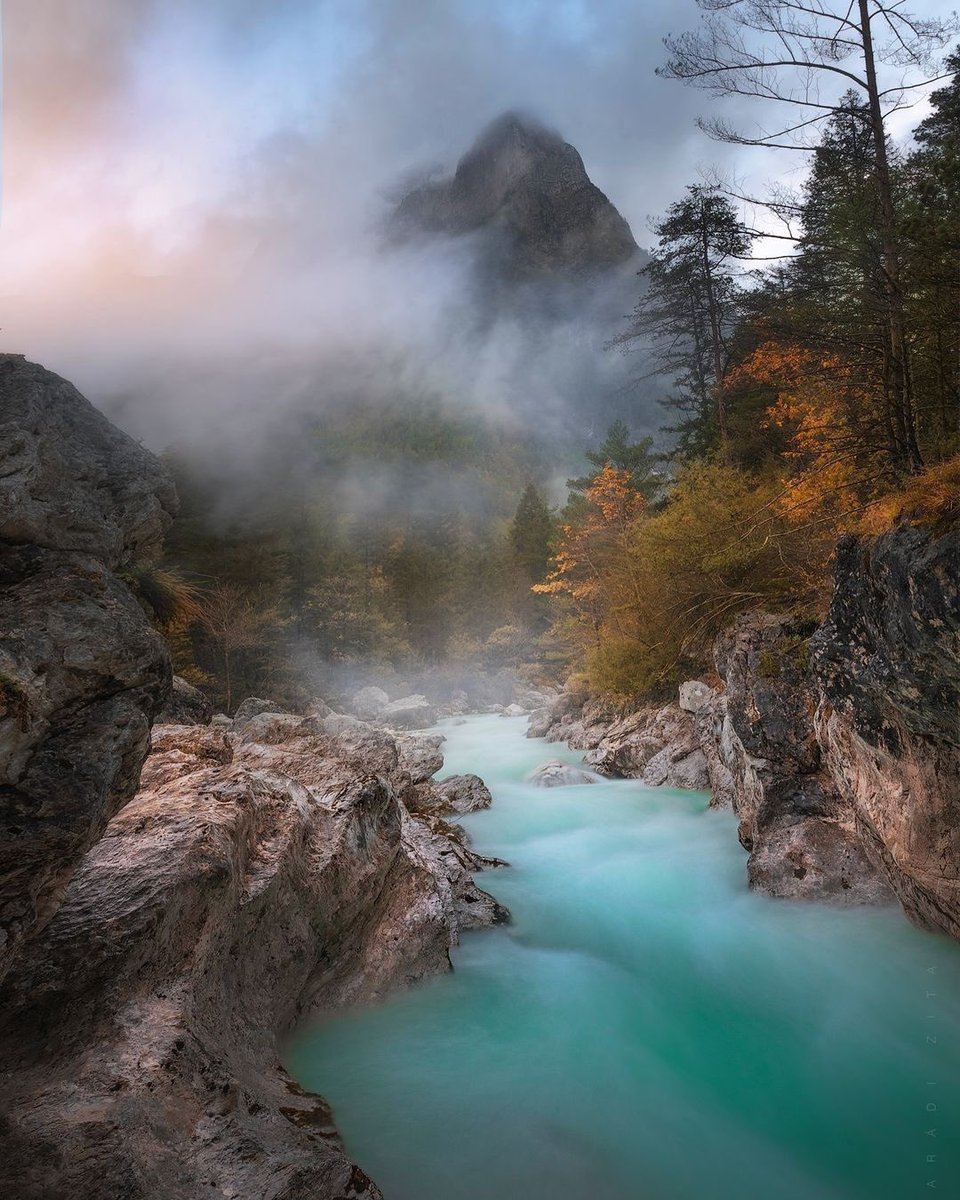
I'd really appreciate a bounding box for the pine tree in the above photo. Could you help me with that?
[659,0,956,473]
[568,420,663,500]
[905,51,960,447]
[509,484,554,581]
[613,189,752,457]
[794,95,884,327]
[791,95,918,474]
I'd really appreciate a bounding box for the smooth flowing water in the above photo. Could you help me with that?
[286,714,960,1200]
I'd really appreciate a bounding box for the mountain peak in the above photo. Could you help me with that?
[391,112,638,277]
[470,110,562,152]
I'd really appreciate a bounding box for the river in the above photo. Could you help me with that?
[286,713,960,1200]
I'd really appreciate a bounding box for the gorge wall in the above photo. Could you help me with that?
[535,523,960,941]
[0,353,177,982]
[812,528,960,938]
[0,358,507,1199]
[0,711,507,1200]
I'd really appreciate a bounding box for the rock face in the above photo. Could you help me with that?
[693,693,737,810]
[157,675,213,726]
[679,680,713,713]
[0,355,176,982]
[0,713,508,1200]
[700,527,959,930]
[583,705,710,790]
[0,355,177,567]
[392,112,638,277]
[714,613,891,903]
[812,528,960,937]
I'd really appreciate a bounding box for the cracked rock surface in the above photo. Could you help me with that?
[0,714,507,1199]
[0,354,176,981]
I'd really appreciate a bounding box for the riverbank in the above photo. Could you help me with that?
[3,356,957,1199]
[0,707,507,1200]
[529,522,960,943]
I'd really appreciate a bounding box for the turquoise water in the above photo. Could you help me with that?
[286,714,960,1199]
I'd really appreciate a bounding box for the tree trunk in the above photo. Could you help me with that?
[858,0,924,473]
[699,207,730,455]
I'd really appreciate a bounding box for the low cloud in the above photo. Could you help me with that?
[5,0,941,471]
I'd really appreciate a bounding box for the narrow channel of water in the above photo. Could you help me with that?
[286,714,960,1199]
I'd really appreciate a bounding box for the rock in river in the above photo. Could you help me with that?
[527,759,599,788]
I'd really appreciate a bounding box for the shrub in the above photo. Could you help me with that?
[860,453,960,535]
[583,461,828,695]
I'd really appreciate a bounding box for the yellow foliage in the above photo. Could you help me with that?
[859,453,960,534]
[725,340,888,529]
[122,564,204,630]
[533,467,646,627]
[541,460,827,697]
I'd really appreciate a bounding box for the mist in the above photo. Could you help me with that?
[2,0,953,515]
[0,0,746,461]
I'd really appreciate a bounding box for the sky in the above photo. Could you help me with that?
[0,0,955,449]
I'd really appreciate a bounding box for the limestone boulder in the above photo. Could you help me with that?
[156,675,213,726]
[396,733,446,783]
[233,695,292,723]
[433,774,494,815]
[380,694,435,730]
[351,685,389,720]
[527,759,598,788]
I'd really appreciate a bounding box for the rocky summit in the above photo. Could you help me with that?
[391,111,639,277]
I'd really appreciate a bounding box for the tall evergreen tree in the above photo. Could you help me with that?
[659,0,957,472]
[509,484,554,580]
[913,49,960,153]
[905,50,960,447]
[614,189,751,457]
[794,94,883,321]
[789,95,920,472]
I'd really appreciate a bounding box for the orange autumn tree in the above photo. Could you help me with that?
[534,465,647,651]
[538,460,825,696]
[724,340,891,528]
